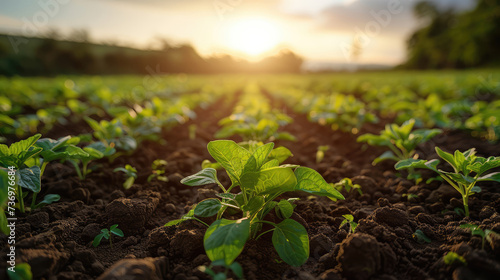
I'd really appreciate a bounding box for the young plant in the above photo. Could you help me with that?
[113,164,137,189]
[357,119,441,182]
[412,229,431,244]
[31,136,88,208]
[396,147,500,217]
[316,145,329,163]
[167,140,344,269]
[198,260,243,280]
[68,142,116,180]
[147,159,168,182]
[84,117,136,161]
[332,178,363,196]
[460,224,500,250]
[340,214,357,234]
[443,252,466,265]
[0,134,42,213]
[92,224,124,248]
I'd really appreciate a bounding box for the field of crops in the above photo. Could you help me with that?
[1,70,500,280]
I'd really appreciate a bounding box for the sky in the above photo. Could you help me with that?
[0,0,475,68]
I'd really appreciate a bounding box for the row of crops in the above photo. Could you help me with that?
[1,70,500,279]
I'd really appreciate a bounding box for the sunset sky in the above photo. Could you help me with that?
[0,0,474,68]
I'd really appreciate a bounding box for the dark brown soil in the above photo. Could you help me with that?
[1,91,500,280]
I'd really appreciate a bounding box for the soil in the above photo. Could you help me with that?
[2,91,500,280]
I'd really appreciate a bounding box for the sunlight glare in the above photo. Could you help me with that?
[225,18,280,57]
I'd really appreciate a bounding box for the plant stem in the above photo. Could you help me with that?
[40,161,49,177]
[70,160,84,180]
[463,194,469,218]
[30,192,38,209]
[18,185,25,213]
[255,228,275,240]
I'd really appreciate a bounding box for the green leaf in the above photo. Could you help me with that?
[204,218,250,265]
[372,150,399,165]
[111,227,124,237]
[395,158,439,172]
[7,262,32,280]
[92,233,105,247]
[195,199,222,217]
[10,134,41,157]
[477,172,500,183]
[261,159,279,169]
[165,209,195,226]
[436,147,458,172]
[229,262,244,278]
[33,194,60,208]
[294,167,344,200]
[242,196,265,214]
[272,219,309,267]
[243,142,274,172]
[240,167,297,195]
[17,166,41,193]
[277,200,294,219]
[268,147,293,164]
[181,168,218,186]
[207,140,252,186]
[123,176,135,189]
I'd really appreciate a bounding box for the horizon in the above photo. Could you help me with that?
[0,0,475,69]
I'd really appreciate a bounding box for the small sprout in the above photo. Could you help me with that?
[454,208,465,217]
[340,214,357,234]
[412,229,431,244]
[316,145,329,163]
[93,224,124,248]
[396,147,500,217]
[189,124,197,140]
[198,260,243,280]
[113,164,137,189]
[460,224,500,250]
[333,178,363,196]
[443,252,466,265]
[402,193,419,201]
[147,159,168,182]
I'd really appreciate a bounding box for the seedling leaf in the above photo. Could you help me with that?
[272,219,309,267]
[204,218,250,265]
[181,168,218,186]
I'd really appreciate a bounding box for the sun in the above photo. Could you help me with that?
[224,18,280,57]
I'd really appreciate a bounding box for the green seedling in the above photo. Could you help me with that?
[93,224,124,248]
[396,147,500,217]
[0,134,42,213]
[189,124,197,140]
[113,164,137,189]
[84,117,136,161]
[68,141,116,180]
[460,224,500,250]
[316,145,329,163]
[7,262,32,280]
[412,229,431,244]
[340,214,357,234]
[30,136,88,209]
[443,252,466,265]
[147,159,168,182]
[357,119,441,183]
[332,178,363,196]
[198,260,243,280]
[167,140,344,270]
[402,193,419,201]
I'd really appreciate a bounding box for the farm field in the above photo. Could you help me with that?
[1,70,500,280]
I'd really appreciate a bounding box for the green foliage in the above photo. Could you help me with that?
[396,147,500,217]
[358,119,441,183]
[168,140,344,270]
[340,214,357,234]
[113,164,137,189]
[0,134,43,213]
[68,141,116,180]
[412,229,431,244]
[7,263,32,280]
[443,252,466,266]
[93,224,124,248]
[316,145,329,163]
[84,117,137,152]
[332,178,363,196]
[460,224,500,250]
[198,260,244,280]
[215,84,296,142]
[147,159,168,182]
